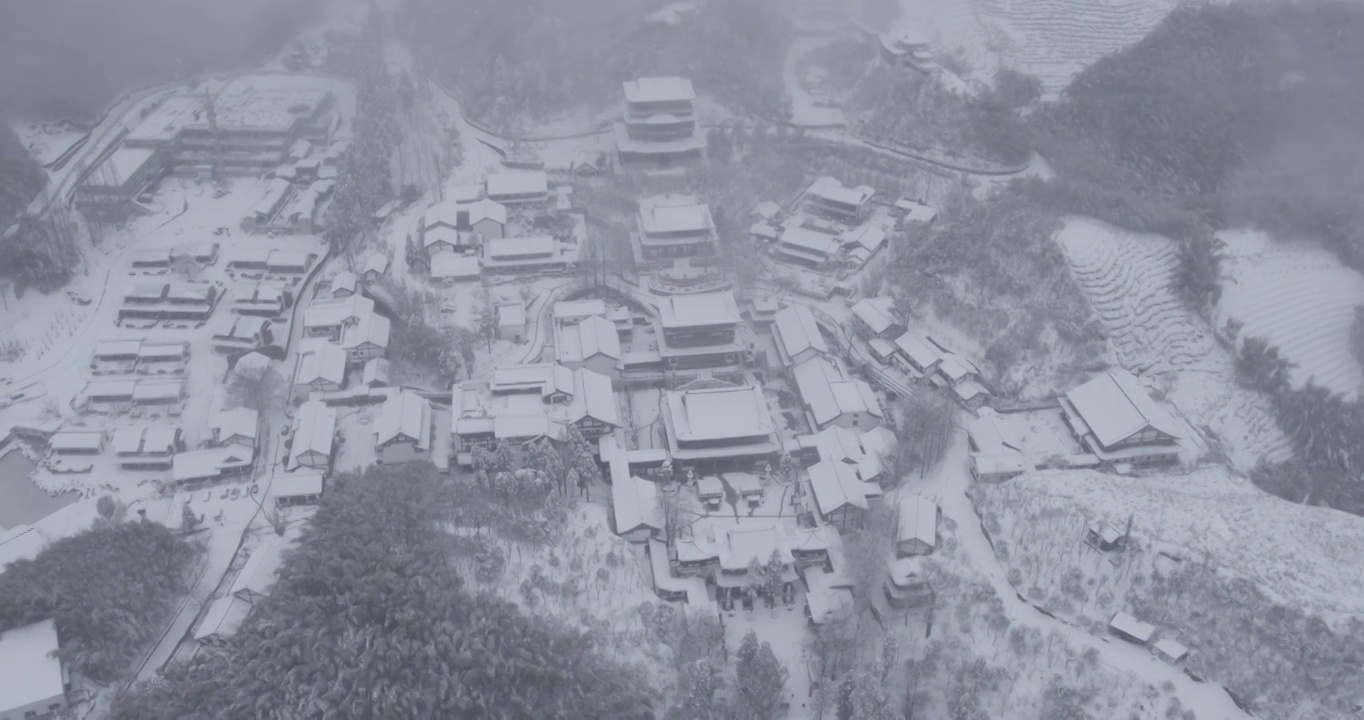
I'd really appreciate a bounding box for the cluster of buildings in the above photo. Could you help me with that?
[415,171,583,282]
[748,177,889,273]
[240,140,343,235]
[77,75,352,223]
[849,296,990,408]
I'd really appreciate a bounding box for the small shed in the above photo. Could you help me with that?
[496,302,527,342]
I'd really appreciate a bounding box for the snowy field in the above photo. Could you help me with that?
[13,120,87,166]
[1216,228,1364,400]
[974,467,1364,718]
[1055,216,1292,469]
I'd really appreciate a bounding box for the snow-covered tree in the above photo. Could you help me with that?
[733,630,787,720]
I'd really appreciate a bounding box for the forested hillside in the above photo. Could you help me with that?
[113,465,654,718]
[0,122,44,220]
[1034,0,1364,268]
[399,0,791,132]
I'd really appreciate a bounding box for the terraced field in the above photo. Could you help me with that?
[975,0,1178,92]
[1055,217,1293,469]
[1217,229,1364,400]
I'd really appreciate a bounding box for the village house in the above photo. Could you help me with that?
[616,76,705,166]
[171,445,255,485]
[376,390,434,465]
[1108,612,1156,645]
[212,315,273,355]
[288,400,336,472]
[330,271,358,298]
[361,254,389,282]
[791,356,884,431]
[272,472,325,508]
[884,557,934,610]
[893,196,938,226]
[897,495,939,556]
[893,331,942,375]
[362,358,391,388]
[798,424,897,487]
[480,236,570,275]
[111,426,183,470]
[486,171,549,206]
[555,313,622,381]
[49,430,106,457]
[303,294,374,341]
[839,223,888,267]
[131,380,186,412]
[0,619,68,720]
[291,340,347,402]
[807,457,882,529]
[231,282,292,318]
[208,407,260,448]
[338,311,391,364]
[656,291,744,372]
[775,225,843,269]
[606,437,664,543]
[451,364,619,463]
[802,176,875,225]
[1060,369,1183,465]
[850,297,904,340]
[661,382,780,470]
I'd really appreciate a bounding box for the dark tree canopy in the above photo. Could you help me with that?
[0,521,199,683]
[113,464,654,719]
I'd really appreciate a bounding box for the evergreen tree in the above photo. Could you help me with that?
[733,631,787,720]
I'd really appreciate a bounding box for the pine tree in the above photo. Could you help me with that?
[733,631,787,720]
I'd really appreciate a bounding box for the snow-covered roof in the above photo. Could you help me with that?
[1066,369,1181,448]
[612,473,662,534]
[424,199,463,230]
[806,176,874,209]
[638,195,713,235]
[894,197,938,223]
[83,379,138,399]
[748,221,779,241]
[804,568,854,624]
[331,271,357,297]
[718,524,793,571]
[294,341,347,386]
[973,453,1032,477]
[623,76,696,104]
[898,495,938,549]
[780,226,841,258]
[362,358,391,387]
[751,200,782,221]
[289,401,336,467]
[485,236,555,260]
[894,332,941,370]
[569,367,619,427]
[840,223,886,253]
[423,226,463,249]
[0,619,64,714]
[808,458,872,516]
[850,297,901,335]
[493,363,575,398]
[466,198,507,227]
[362,254,389,276]
[272,472,324,500]
[111,426,178,455]
[50,430,105,452]
[94,339,144,358]
[210,407,259,444]
[340,312,390,351]
[558,315,621,364]
[304,294,374,329]
[773,305,829,363]
[172,446,253,483]
[666,385,774,443]
[936,352,977,384]
[1108,612,1156,643]
[486,171,548,199]
[791,356,882,427]
[126,377,177,406]
[494,414,551,440]
[376,391,432,449]
[967,409,1022,455]
[1153,638,1189,662]
[430,251,481,280]
[658,291,740,329]
[553,299,607,321]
